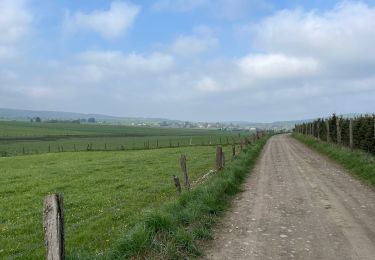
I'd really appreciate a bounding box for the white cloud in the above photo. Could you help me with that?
[172,35,218,56]
[251,2,375,68]
[0,0,32,60]
[77,50,174,81]
[64,1,140,39]
[152,0,272,19]
[152,0,210,12]
[0,0,32,44]
[195,76,218,92]
[238,54,319,79]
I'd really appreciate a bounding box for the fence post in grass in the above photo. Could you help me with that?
[222,152,225,168]
[317,123,320,140]
[173,176,181,194]
[232,144,236,159]
[326,120,331,142]
[216,146,223,171]
[240,139,244,151]
[156,140,159,148]
[43,193,64,260]
[349,118,354,150]
[312,123,315,137]
[48,145,51,153]
[180,154,190,191]
[336,118,342,146]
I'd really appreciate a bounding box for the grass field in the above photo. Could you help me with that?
[0,145,235,259]
[0,121,248,156]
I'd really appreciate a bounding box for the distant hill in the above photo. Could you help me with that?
[0,108,166,124]
[0,107,322,130]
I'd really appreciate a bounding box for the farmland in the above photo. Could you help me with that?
[0,121,256,259]
[0,144,236,258]
[0,121,248,156]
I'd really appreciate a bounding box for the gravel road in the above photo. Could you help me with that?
[204,134,375,260]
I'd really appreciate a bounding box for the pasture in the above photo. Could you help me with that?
[0,121,247,156]
[0,143,235,258]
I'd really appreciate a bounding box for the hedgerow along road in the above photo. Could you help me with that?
[205,134,375,260]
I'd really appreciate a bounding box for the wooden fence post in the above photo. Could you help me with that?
[336,118,342,145]
[317,123,320,140]
[312,123,315,137]
[216,146,223,170]
[232,145,236,159]
[173,176,181,194]
[326,120,331,142]
[180,154,190,191]
[349,118,354,150]
[222,152,225,168]
[43,193,64,260]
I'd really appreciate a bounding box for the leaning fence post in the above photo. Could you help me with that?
[173,176,181,194]
[349,118,354,150]
[43,193,64,260]
[336,118,342,146]
[232,145,236,159]
[326,120,331,142]
[216,146,223,170]
[180,154,190,191]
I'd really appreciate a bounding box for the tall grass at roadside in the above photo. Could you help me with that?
[293,133,375,187]
[70,137,268,259]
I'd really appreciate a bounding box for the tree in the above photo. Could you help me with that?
[35,117,42,123]
[88,117,96,123]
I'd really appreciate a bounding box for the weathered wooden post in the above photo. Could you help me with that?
[180,154,190,191]
[232,145,236,159]
[349,118,354,150]
[312,123,315,137]
[156,140,159,148]
[317,123,320,140]
[222,152,225,168]
[336,118,342,146]
[216,146,223,170]
[48,145,51,153]
[326,120,331,142]
[43,193,64,260]
[173,176,181,194]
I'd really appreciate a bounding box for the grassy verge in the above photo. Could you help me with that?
[85,137,268,259]
[292,133,375,188]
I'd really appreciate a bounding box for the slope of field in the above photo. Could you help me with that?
[0,145,233,259]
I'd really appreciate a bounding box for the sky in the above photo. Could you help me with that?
[1,0,375,122]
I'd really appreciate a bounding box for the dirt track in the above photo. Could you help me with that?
[204,134,375,260]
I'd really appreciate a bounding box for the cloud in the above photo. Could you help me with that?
[152,0,210,12]
[171,35,218,56]
[152,0,272,19]
[64,1,140,39]
[237,54,319,79]
[195,76,219,92]
[0,0,32,44]
[250,2,375,74]
[0,0,32,60]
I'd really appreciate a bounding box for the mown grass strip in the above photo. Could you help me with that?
[68,137,268,259]
[292,133,375,188]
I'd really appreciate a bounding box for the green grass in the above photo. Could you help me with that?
[97,137,268,259]
[0,145,235,259]
[0,121,248,157]
[292,133,375,187]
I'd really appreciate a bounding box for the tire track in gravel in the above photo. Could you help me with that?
[204,134,375,260]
